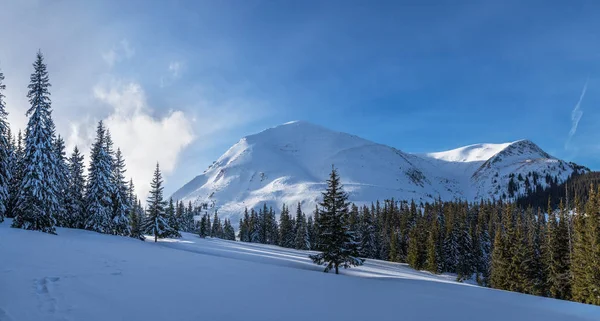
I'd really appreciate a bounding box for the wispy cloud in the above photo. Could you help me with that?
[565,78,588,149]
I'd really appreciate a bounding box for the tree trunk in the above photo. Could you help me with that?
[155,234,157,242]
[335,264,339,274]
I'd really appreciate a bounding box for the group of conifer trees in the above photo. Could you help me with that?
[238,169,599,305]
[237,202,313,249]
[197,211,236,240]
[238,168,364,274]
[0,51,198,242]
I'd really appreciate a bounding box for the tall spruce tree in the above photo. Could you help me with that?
[294,203,309,250]
[199,213,209,238]
[84,121,113,233]
[110,149,130,236]
[443,214,460,273]
[53,136,69,227]
[175,200,185,233]
[426,211,443,274]
[239,208,250,242]
[490,204,512,290]
[508,209,527,292]
[65,146,86,228]
[307,215,315,249]
[165,198,181,238]
[278,204,294,248]
[312,205,321,250]
[582,186,600,304]
[407,216,426,271]
[309,167,364,274]
[267,206,279,244]
[547,200,571,300]
[0,69,10,222]
[141,163,175,242]
[359,206,376,258]
[12,51,59,234]
[223,218,236,240]
[211,211,222,238]
[472,203,490,285]
[7,131,24,219]
[128,179,144,240]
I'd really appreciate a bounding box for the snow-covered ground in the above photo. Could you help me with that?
[172,121,584,224]
[1,220,599,321]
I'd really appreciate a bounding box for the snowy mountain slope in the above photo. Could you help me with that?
[424,142,512,163]
[172,121,586,221]
[1,220,598,321]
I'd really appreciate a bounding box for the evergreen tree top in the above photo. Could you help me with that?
[27,51,52,116]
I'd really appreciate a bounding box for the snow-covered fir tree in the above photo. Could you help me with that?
[110,149,130,236]
[0,69,11,222]
[223,218,236,240]
[210,211,220,237]
[266,206,279,245]
[127,179,145,240]
[307,215,315,249]
[165,198,181,238]
[199,213,209,238]
[278,204,294,248]
[65,146,86,228]
[84,121,114,233]
[239,208,250,241]
[309,167,364,274]
[12,51,59,234]
[53,136,69,227]
[249,209,260,243]
[6,131,24,219]
[141,163,175,242]
[175,200,185,232]
[359,206,377,258]
[294,203,310,250]
[104,129,115,169]
[443,217,460,273]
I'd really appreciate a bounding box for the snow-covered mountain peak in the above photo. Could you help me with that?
[172,122,586,222]
[487,139,552,162]
[244,120,373,149]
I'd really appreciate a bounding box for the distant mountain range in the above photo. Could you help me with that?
[172,121,587,221]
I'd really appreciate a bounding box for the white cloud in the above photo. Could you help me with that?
[565,78,588,149]
[102,39,135,67]
[92,80,195,200]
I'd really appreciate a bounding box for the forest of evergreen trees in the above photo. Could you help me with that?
[3,51,599,307]
[238,170,600,306]
[0,52,241,244]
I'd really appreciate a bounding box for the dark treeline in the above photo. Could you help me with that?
[517,171,600,209]
[197,210,236,240]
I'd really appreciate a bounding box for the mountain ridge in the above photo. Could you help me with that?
[172,121,586,221]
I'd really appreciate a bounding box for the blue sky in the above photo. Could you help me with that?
[1,0,599,196]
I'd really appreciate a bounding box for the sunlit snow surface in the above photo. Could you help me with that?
[1,219,598,321]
